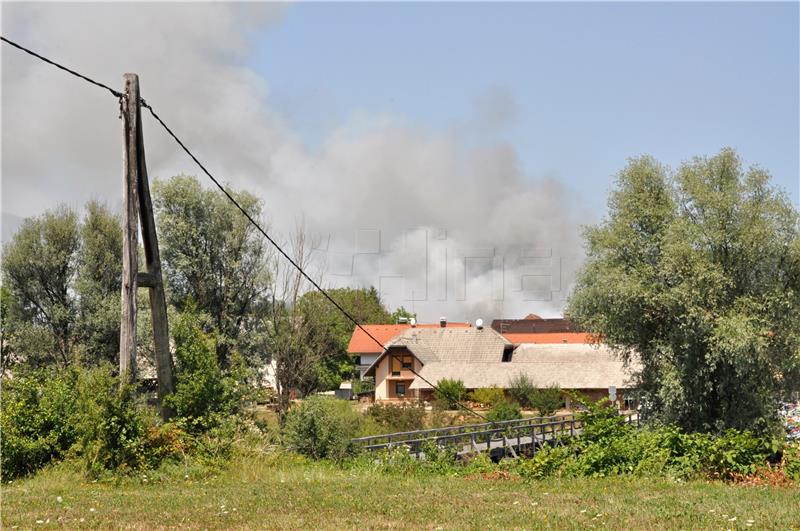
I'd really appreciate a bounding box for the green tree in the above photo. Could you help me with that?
[297,286,391,388]
[568,149,800,433]
[153,175,271,368]
[75,201,122,365]
[390,306,416,324]
[2,206,81,366]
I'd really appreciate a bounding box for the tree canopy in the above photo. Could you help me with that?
[568,148,800,433]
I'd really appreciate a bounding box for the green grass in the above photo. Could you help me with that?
[5,453,800,530]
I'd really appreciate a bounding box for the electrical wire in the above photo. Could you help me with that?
[1,34,490,423]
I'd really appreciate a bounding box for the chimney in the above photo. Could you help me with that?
[439,316,447,328]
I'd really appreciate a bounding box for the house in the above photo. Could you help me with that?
[361,319,640,407]
[347,318,470,378]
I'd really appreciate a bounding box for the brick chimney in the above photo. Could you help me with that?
[439,316,447,328]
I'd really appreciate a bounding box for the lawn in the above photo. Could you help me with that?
[3,453,799,530]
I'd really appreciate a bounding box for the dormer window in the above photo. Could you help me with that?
[502,348,513,362]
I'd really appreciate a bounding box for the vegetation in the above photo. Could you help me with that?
[468,386,506,407]
[282,396,361,460]
[366,401,426,432]
[486,400,522,422]
[568,148,800,433]
[434,378,467,410]
[508,373,536,408]
[5,453,799,530]
[530,385,563,416]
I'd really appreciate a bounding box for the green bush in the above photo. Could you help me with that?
[0,367,81,479]
[283,396,361,460]
[508,373,536,408]
[469,387,505,407]
[164,311,244,432]
[366,402,425,432]
[486,400,522,422]
[530,385,563,416]
[784,442,800,481]
[434,378,467,410]
[74,369,148,476]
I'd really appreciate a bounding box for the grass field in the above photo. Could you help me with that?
[3,453,799,530]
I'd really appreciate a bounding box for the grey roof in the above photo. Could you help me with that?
[364,327,511,376]
[409,343,640,390]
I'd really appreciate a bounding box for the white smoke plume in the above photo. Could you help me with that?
[1,2,588,322]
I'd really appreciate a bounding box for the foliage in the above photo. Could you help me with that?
[390,306,416,324]
[486,400,522,422]
[74,368,148,477]
[508,373,536,408]
[2,206,81,366]
[568,149,800,433]
[530,385,563,416]
[283,396,361,460]
[469,387,505,407]
[784,442,800,481]
[153,175,271,368]
[74,201,123,365]
[0,367,81,478]
[366,401,426,432]
[164,309,245,432]
[297,287,392,390]
[434,378,467,410]
[1,202,124,369]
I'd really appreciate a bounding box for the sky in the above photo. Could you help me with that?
[2,2,799,322]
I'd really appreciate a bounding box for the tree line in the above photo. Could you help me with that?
[1,174,401,417]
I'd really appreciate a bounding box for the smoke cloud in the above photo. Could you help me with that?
[1,2,588,322]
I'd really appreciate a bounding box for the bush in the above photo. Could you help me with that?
[0,367,81,479]
[434,378,467,410]
[784,442,800,481]
[508,373,536,408]
[530,385,563,416]
[486,400,522,422]
[74,369,148,476]
[164,311,244,432]
[469,387,505,407]
[366,402,425,432]
[283,396,361,460]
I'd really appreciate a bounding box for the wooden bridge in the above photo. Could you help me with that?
[352,412,640,460]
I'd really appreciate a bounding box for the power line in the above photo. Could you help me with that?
[1,34,490,423]
[140,101,490,422]
[1,36,123,99]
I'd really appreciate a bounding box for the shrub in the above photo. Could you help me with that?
[469,387,505,407]
[366,402,425,432]
[508,373,536,408]
[74,369,148,476]
[164,311,244,432]
[486,400,522,422]
[434,378,467,410]
[0,367,81,479]
[530,385,563,416]
[283,396,361,460]
[783,442,800,481]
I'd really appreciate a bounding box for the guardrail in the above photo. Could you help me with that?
[352,412,639,459]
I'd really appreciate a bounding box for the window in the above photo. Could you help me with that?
[502,349,513,362]
[396,382,406,397]
[391,354,414,375]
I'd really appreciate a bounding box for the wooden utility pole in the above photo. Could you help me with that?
[120,73,175,419]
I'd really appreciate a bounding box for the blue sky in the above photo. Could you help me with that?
[251,1,799,214]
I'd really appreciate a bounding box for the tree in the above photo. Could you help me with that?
[297,286,392,387]
[568,149,800,433]
[153,175,271,368]
[2,206,81,366]
[75,201,122,365]
[390,306,416,324]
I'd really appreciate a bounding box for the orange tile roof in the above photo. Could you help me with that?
[347,323,471,353]
[502,332,597,344]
